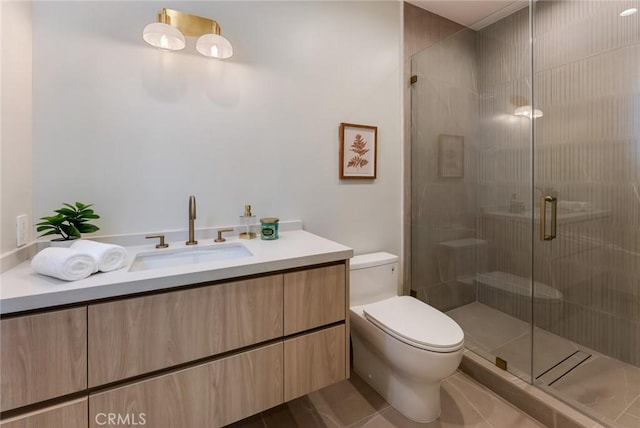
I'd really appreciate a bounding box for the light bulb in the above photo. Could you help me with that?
[142,23,185,51]
[196,34,233,59]
[159,35,169,49]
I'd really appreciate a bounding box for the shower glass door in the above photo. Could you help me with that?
[409,4,535,384]
[531,1,640,425]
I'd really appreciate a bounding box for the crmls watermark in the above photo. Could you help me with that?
[94,413,147,426]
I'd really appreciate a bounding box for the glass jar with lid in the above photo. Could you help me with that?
[260,218,279,240]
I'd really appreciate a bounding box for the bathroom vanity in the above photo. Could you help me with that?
[0,230,353,428]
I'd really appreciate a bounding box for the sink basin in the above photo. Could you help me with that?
[129,243,253,272]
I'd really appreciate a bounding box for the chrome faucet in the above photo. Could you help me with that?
[186,195,198,245]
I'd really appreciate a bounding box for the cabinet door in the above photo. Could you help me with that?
[284,264,346,335]
[284,325,346,401]
[89,343,283,428]
[88,275,283,386]
[0,399,87,428]
[0,307,87,411]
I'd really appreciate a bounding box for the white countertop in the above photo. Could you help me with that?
[0,230,353,315]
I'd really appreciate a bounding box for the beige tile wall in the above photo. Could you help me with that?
[409,27,480,310]
[476,0,640,366]
[403,3,463,295]
[535,0,640,366]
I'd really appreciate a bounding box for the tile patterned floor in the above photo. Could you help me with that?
[225,371,545,428]
[447,302,640,428]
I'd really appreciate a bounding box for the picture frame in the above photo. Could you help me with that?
[438,134,464,178]
[339,123,378,179]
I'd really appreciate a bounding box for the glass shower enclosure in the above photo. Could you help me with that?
[410,1,640,426]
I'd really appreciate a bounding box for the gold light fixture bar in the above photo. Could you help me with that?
[143,8,233,59]
[158,8,220,37]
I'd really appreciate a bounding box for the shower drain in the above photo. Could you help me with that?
[536,350,591,386]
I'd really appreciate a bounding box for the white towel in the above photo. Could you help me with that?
[31,247,96,281]
[71,239,128,272]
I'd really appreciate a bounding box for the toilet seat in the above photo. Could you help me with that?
[362,296,464,353]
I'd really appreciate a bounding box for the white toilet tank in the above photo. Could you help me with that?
[350,252,399,306]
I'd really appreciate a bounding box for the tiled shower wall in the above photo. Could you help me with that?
[410,28,480,311]
[531,0,640,365]
[476,0,640,366]
[411,0,640,366]
[404,3,463,295]
[476,6,533,283]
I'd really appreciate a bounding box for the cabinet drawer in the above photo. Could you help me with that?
[284,324,346,401]
[0,307,87,411]
[89,343,283,428]
[0,399,87,428]
[88,275,283,387]
[284,264,346,334]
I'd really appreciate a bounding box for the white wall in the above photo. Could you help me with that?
[27,1,402,256]
[1,1,33,254]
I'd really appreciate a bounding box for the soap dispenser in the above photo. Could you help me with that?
[239,205,257,239]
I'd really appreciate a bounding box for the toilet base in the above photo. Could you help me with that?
[352,333,443,423]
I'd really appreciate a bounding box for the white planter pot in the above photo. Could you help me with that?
[49,238,78,248]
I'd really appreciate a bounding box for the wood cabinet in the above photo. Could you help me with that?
[89,343,283,428]
[0,399,87,428]
[2,260,348,427]
[0,307,87,412]
[284,324,346,401]
[284,264,346,334]
[88,275,283,386]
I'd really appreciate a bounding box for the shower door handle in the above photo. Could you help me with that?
[540,196,557,241]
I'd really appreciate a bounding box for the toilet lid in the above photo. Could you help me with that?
[363,296,464,352]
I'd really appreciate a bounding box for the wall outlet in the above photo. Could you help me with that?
[16,214,27,247]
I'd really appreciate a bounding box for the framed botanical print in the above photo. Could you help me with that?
[340,123,378,179]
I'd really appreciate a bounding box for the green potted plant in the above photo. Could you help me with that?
[36,202,100,244]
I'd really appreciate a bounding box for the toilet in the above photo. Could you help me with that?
[349,252,464,423]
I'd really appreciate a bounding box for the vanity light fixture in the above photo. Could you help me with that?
[514,105,543,119]
[142,8,233,59]
[620,7,638,16]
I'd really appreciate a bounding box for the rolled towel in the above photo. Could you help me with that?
[71,239,128,272]
[31,247,96,281]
